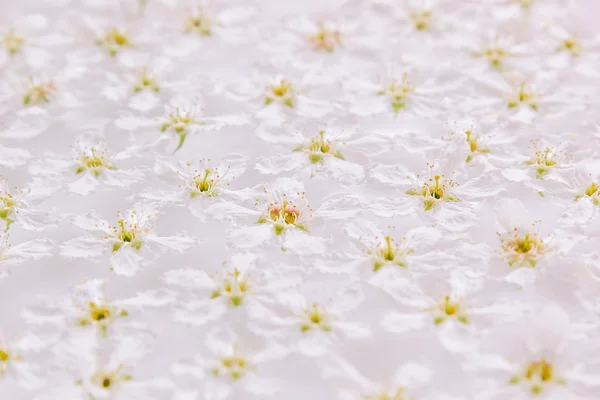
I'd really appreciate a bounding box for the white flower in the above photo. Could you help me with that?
[172,329,286,400]
[227,177,365,255]
[217,68,340,124]
[255,123,378,184]
[150,96,248,153]
[0,13,67,70]
[380,271,533,352]
[162,253,302,327]
[468,198,583,287]
[22,278,174,338]
[252,285,369,357]
[29,132,148,195]
[319,220,449,285]
[460,71,587,125]
[443,117,519,169]
[555,166,600,225]
[142,155,252,223]
[0,334,45,391]
[468,305,600,399]
[166,1,257,46]
[60,202,197,276]
[342,61,463,117]
[100,55,172,112]
[500,139,575,189]
[370,151,505,231]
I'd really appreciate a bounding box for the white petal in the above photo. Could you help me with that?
[60,237,107,258]
[0,144,30,167]
[110,248,145,276]
[163,269,215,289]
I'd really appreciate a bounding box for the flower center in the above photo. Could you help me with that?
[365,388,408,400]
[301,303,331,332]
[185,9,213,36]
[213,349,249,380]
[117,219,136,243]
[0,194,17,223]
[370,235,412,272]
[432,296,469,325]
[77,301,127,336]
[559,38,581,56]
[23,80,57,105]
[482,46,507,69]
[194,169,213,193]
[96,28,133,56]
[510,360,565,395]
[270,200,301,225]
[309,23,341,52]
[266,80,296,108]
[406,172,460,210]
[378,74,414,112]
[410,10,432,31]
[90,366,131,390]
[0,349,9,362]
[499,226,547,268]
[507,83,537,111]
[160,108,200,135]
[134,68,159,92]
[524,146,557,178]
[107,213,148,253]
[2,30,25,55]
[76,148,116,177]
[256,194,310,235]
[294,130,345,164]
[585,182,599,197]
[211,269,248,307]
[464,130,490,162]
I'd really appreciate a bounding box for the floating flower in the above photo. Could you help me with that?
[60,202,196,276]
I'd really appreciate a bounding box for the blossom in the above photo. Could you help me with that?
[29,132,148,195]
[169,1,258,45]
[442,118,519,168]
[466,198,584,287]
[369,151,505,231]
[460,71,587,125]
[0,334,44,390]
[227,177,365,255]
[468,305,600,399]
[99,55,176,112]
[255,123,383,184]
[251,285,369,357]
[35,335,173,400]
[119,95,249,153]
[172,329,286,400]
[162,253,302,327]
[554,167,600,225]
[316,220,450,285]
[379,271,534,352]
[22,278,174,338]
[216,67,342,124]
[60,202,197,276]
[0,13,68,70]
[342,61,464,117]
[142,155,253,222]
